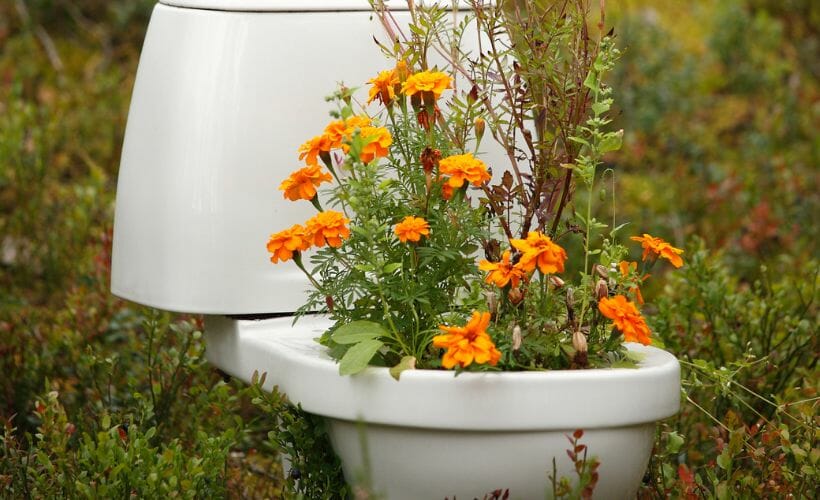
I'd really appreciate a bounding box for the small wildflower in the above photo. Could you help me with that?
[394,216,430,243]
[267,225,311,263]
[630,233,684,268]
[278,165,333,201]
[510,232,568,275]
[305,211,351,248]
[433,311,501,369]
[598,295,652,345]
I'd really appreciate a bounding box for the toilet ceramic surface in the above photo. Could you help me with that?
[159,0,472,12]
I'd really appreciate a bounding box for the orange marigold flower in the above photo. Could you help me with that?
[401,70,452,100]
[478,250,528,288]
[619,260,645,305]
[279,165,333,201]
[358,126,393,163]
[305,210,351,248]
[394,216,430,243]
[630,233,684,268]
[298,135,331,166]
[439,153,491,188]
[433,311,501,369]
[510,232,568,275]
[323,115,372,152]
[598,295,652,345]
[367,69,399,106]
[266,224,311,263]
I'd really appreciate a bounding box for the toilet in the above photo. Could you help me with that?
[111,2,681,498]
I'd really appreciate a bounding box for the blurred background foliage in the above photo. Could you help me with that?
[0,0,817,497]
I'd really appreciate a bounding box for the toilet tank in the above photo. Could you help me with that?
[111,0,487,315]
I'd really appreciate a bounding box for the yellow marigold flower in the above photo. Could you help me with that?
[598,295,652,345]
[266,224,311,263]
[305,210,351,248]
[510,232,568,275]
[478,250,528,288]
[433,311,502,369]
[401,70,452,100]
[439,153,491,188]
[394,216,430,243]
[278,165,333,201]
[358,126,393,163]
[630,234,684,268]
[298,135,331,166]
[367,69,399,106]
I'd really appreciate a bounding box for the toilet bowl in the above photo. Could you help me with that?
[111,2,681,497]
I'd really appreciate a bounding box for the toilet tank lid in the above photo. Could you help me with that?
[159,0,476,12]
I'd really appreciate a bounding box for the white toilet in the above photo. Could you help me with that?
[111,2,681,498]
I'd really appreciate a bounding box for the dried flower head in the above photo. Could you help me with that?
[433,311,501,369]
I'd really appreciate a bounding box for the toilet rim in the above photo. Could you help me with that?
[159,0,476,13]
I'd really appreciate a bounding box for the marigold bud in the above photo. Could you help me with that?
[594,264,608,278]
[468,84,479,103]
[485,291,498,315]
[595,279,608,300]
[512,325,522,351]
[572,329,588,353]
[549,275,565,288]
[508,287,524,305]
[474,117,486,143]
[396,59,409,82]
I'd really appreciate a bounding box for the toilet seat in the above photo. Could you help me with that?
[159,0,472,12]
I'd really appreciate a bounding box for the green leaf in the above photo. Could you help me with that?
[667,431,684,454]
[339,339,384,376]
[389,356,417,381]
[583,70,598,91]
[331,321,389,345]
[382,262,402,274]
[599,129,623,153]
[716,450,732,470]
[591,101,609,116]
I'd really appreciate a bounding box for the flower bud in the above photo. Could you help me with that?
[549,275,565,288]
[396,59,409,82]
[595,279,608,300]
[594,264,608,278]
[512,325,522,351]
[508,287,524,305]
[485,291,498,315]
[572,329,588,353]
[474,117,486,143]
[468,84,479,104]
